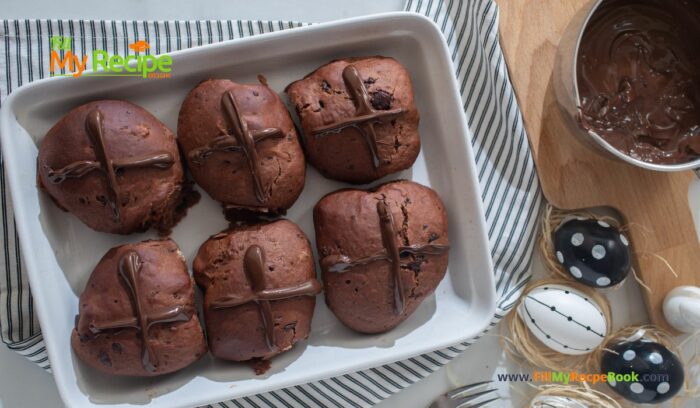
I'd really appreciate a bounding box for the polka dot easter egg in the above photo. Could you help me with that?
[554,219,631,288]
[518,283,608,355]
[602,340,684,404]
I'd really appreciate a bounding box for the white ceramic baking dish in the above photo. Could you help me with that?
[0,12,496,408]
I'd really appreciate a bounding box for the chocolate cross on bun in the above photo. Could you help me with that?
[178,79,306,215]
[314,180,450,334]
[286,56,420,184]
[193,220,321,370]
[38,100,192,235]
[72,239,207,376]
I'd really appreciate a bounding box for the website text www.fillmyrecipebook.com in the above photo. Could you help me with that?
[496,370,668,385]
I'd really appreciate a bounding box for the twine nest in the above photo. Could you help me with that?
[594,325,696,407]
[538,204,677,293]
[502,278,613,372]
[592,324,678,372]
[510,323,693,406]
[528,384,621,408]
[505,204,691,405]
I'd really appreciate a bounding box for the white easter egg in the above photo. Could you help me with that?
[531,395,587,408]
[518,283,608,355]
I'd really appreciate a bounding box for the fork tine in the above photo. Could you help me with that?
[446,380,493,399]
[450,388,497,407]
[457,396,499,408]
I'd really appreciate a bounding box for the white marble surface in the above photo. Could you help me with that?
[2,0,700,407]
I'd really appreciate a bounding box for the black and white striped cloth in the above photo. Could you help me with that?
[0,0,542,406]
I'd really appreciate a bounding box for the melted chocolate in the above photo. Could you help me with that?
[378,201,404,314]
[210,245,321,351]
[320,244,450,273]
[577,0,700,164]
[87,251,193,373]
[45,109,175,222]
[319,200,450,316]
[188,90,284,203]
[312,65,404,168]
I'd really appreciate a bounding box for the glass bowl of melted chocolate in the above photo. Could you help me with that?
[572,0,700,171]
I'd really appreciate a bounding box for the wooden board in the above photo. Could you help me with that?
[496,0,700,332]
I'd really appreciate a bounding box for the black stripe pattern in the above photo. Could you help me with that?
[0,0,542,405]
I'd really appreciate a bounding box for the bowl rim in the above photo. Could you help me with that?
[571,0,700,173]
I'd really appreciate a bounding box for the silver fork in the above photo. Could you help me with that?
[428,380,499,408]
